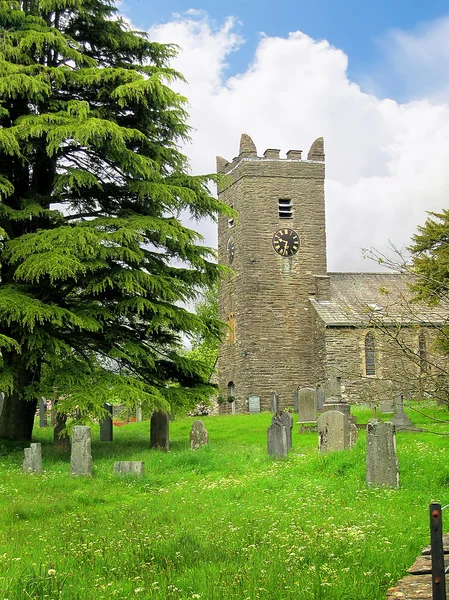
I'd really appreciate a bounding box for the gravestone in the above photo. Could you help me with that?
[391,394,416,430]
[267,412,288,458]
[270,391,280,413]
[136,404,142,422]
[39,397,47,428]
[70,426,92,476]
[100,403,113,442]
[378,400,395,413]
[248,395,261,414]
[318,410,348,453]
[293,390,299,413]
[150,411,169,451]
[348,422,358,448]
[366,420,399,488]
[298,388,317,422]
[190,420,209,450]
[277,411,293,450]
[22,443,43,473]
[114,461,145,477]
[54,412,70,452]
[316,386,326,411]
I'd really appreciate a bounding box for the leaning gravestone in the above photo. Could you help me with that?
[366,420,399,488]
[267,412,289,458]
[150,411,169,451]
[100,402,113,442]
[54,412,70,452]
[70,426,92,476]
[190,420,209,450]
[298,388,317,422]
[270,391,280,413]
[277,411,293,450]
[23,443,43,473]
[39,397,47,428]
[114,461,144,477]
[318,410,348,453]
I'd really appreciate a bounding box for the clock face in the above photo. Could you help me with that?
[227,238,235,264]
[272,228,300,257]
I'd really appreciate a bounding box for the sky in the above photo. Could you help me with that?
[119,0,449,271]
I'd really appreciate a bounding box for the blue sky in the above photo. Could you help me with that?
[119,1,449,271]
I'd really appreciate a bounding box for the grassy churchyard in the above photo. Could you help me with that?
[1,403,449,600]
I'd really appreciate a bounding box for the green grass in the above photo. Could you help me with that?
[1,402,449,599]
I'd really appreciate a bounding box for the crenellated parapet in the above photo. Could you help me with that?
[216,134,325,175]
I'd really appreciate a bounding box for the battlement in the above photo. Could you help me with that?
[216,133,325,174]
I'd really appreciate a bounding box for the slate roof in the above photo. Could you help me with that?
[310,272,448,327]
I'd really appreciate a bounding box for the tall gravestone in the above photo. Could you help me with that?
[298,388,317,422]
[150,411,169,451]
[39,397,47,428]
[267,412,288,458]
[190,420,209,450]
[277,411,293,450]
[316,386,326,411]
[54,412,70,452]
[366,420,399,488]
[70,426,92,476]
[270,391,280,413]
[318,410,348,453]
[100,403,113,442]
[23,443,43,473]
[136,404,142,422]
[293,390,299,413]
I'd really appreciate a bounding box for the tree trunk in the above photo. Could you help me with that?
[0,391,37,441]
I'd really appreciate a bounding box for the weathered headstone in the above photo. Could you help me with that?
[136,404,142,422]
[150,411,169,451]
[293,389,299,413]
[277,411,293,450]
[391,394,416,430]
[298,388,317,422]
[267,412,288,458]
[22,443,43,473]
[378,400,395,413]
[70,426,92,476]
[114,461,145,477]
[316,386,326,411]
[54,412,70,452]
[348,422,358,448]
[248,395,261,413]
[100,402,113,442]
[318,410,348,453]
[366,420,399,488]
[190,420,209,450]
[270,391,280,413]
[39,397,47,428]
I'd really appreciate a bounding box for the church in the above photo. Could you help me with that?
[216,134,446,413]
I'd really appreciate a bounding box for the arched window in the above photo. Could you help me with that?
[365,332,376,376]
[419,331,428,373]
[227,381,235,399]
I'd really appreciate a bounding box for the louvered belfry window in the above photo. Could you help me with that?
[365,332,376,376]
[279,198,293,218]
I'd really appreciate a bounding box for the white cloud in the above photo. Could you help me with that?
[147,12,449,271]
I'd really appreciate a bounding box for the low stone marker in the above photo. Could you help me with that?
[70,426,92,476]
[150,411,169,451]
[39,397,47,428]
[267,412,288,458]
[23,443,43,473]
[366,420,399,488]
[318,410,348,452]
[277,411,293,450]
[190,420,209,450]
[270,391,280,413]
[114,461,144,477]
[100,402,113,442]
[298,388,317,422]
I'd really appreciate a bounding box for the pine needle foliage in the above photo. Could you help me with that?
[0,0,230,440]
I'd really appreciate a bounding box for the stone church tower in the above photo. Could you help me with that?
[217,134,327,412]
